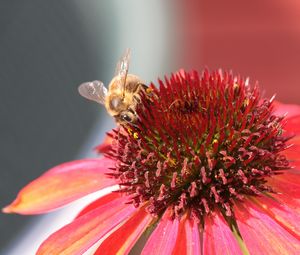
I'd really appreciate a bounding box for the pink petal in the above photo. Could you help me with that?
[141,208,179,255]
[94,207,153,255]
[172,216,201,255]
[3,158,117,214]
[254,195,300,239]
[203,213,243,255]
[267,192,300,216]
[235,200,300,254]
[37,195,136,255]
[76,192,122,219]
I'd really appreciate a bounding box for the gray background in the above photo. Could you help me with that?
[0,1,107,250]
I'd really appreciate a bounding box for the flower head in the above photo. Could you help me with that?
[3,69,300,254]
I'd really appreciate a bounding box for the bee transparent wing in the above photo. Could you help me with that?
[114,48,131,91]
[78,80,107,105]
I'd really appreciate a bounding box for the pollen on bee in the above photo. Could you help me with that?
[146,87,153,94]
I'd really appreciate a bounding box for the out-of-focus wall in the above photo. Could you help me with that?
[178,0,300,104]
[1,1,176,254]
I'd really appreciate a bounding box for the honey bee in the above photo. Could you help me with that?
[78,49,148,125]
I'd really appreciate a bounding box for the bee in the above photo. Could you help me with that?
[78,49,148,125]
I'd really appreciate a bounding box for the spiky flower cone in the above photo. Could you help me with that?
[4,69,300,255]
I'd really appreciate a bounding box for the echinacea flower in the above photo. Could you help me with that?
[3,69,300,255]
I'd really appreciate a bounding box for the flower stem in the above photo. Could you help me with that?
[231,225,250,255]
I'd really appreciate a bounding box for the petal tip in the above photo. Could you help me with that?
[2,197,25,214]
[2,204,14,213]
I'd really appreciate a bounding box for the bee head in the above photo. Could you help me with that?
[117,111,136,124]
[110,97,122,110]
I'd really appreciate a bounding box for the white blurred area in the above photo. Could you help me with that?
[2,1,176,254]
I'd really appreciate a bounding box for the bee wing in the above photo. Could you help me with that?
[78,80,107,105]
[114,48,131,92]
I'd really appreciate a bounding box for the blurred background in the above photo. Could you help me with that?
[1,0,300,254]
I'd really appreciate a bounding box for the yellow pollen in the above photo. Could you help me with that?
[244,98,250,106]
[146,87,153,93]
[127,128,133,135]
[127,128,139,139]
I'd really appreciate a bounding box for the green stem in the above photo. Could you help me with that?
[232,224,250,255]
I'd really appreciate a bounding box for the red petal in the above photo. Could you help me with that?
[273,101,300,119]
[253,196,300,239]
[265,172,300,216]
[267,173,300,199]
[94,207,153,255]
[3,158,116,214]
[95,132,114,154]
[284,115,300,134]
[203,213,242,255]
[283,115,300,164]
[172,216,201,255]
[235,200,300,254]
[141,208,179,255]
[36,196,136,255]
[273,104,300,163]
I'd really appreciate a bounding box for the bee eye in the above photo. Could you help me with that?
[121,113,132,122]
[110,98,121,109]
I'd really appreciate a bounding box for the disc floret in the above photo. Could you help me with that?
[106,70,291,221]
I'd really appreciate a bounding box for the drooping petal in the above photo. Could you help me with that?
[141,208,179,255]
[235,200,300,255]
[94,207,153,255]
[253,195,300,239]
[172,216,201,255]
[37,195,136,255]
[203,213,243,255]
[3,158,117,214]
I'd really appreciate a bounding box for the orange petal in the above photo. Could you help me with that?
[37,196,136,255]
[235,200,300,254]
[3,158,116,214]
[203,213,243,255]
[141,207,179,255]
[172,216,201,255]
[94,207,153,255]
